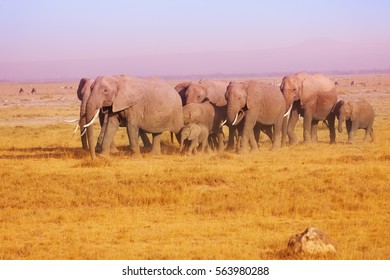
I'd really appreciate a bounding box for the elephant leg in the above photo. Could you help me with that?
[303,111,313,143]
[150,133,162,155]
[272,118,284,150]
[281,116,288,147]
[207,135,214,150]
[126,124,140,155]
[347,131,355,143]
[288,109,299,144]
[363,129,368,142]
[238,136,249,154]
[238,120,254,154]
[100,113,120,158]
[327,114,336,144]
[253,124,261,146]
[369,127,375,142]
[95,111,108,153]
[311,119,319,143]
[190,138,199,155]
[216,130,225,153]
[226,125,236,151]
[140,131,152,150]
[200,138,208,153]
[347,121,359,143]
[249,130,258,152]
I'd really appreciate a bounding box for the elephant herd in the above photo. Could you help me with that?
[72,73,375,159]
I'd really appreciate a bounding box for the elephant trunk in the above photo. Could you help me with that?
[338,114,344,133]
[282,93,295,113]
[227,106,245,126]
[284,103,293,118]
[85,100,101,160]
[78,78,92,151]
[79,118,88,150]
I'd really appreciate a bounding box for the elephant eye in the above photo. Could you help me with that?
[293,88,296,91]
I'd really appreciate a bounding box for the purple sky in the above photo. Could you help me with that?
[1,0,389,81]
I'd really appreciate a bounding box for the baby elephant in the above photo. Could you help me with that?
[335,100,375,143]
[179,123,209,155]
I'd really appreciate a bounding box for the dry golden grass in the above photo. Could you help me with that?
[0,75,390,260]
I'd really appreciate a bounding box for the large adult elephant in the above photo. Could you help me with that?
[76,77,151,153]
[176,80,235,151]
[225,80,287,153]
[280,72,338,144]
[84,76,183,159]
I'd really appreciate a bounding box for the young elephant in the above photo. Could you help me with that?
[182,100,226,152]
[179,123,209,155]
[335,100,375,143]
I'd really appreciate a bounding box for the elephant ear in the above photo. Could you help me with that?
[280,76,287,92]
[350,102,359,122]
[112,77,143,113]
[175,81,191,106]
[203,80,227,107]
[333,100,345,117]
[244,81,257,110]
[77,78,89,101]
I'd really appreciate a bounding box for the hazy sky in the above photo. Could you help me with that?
[1,0,390,80]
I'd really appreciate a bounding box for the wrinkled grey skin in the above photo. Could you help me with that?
[334,100,375,143]
[176,80,236,151]
[280,72,337,144]
[76,78,151,152]
[182,100,225,151]
[180,123,209,155]
[225,80,287,153]
[85,76,183,159]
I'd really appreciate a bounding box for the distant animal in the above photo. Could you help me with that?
[18,88,24,94]
[351,81,356,86]
[179,123,209,155]
[31,88,36,94]
[334,100,375,143]
[280,72,338,144]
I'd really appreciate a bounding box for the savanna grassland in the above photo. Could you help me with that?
[0,75,389,260]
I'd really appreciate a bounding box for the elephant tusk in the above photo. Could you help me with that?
[232,113,239,126]
[80,128,87,137]
[284,104,293,118]
[83,109,100,128]
[73,123,80,135]
[232,109,245,126]
[219,119,227,127]
[64,118,80,123]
